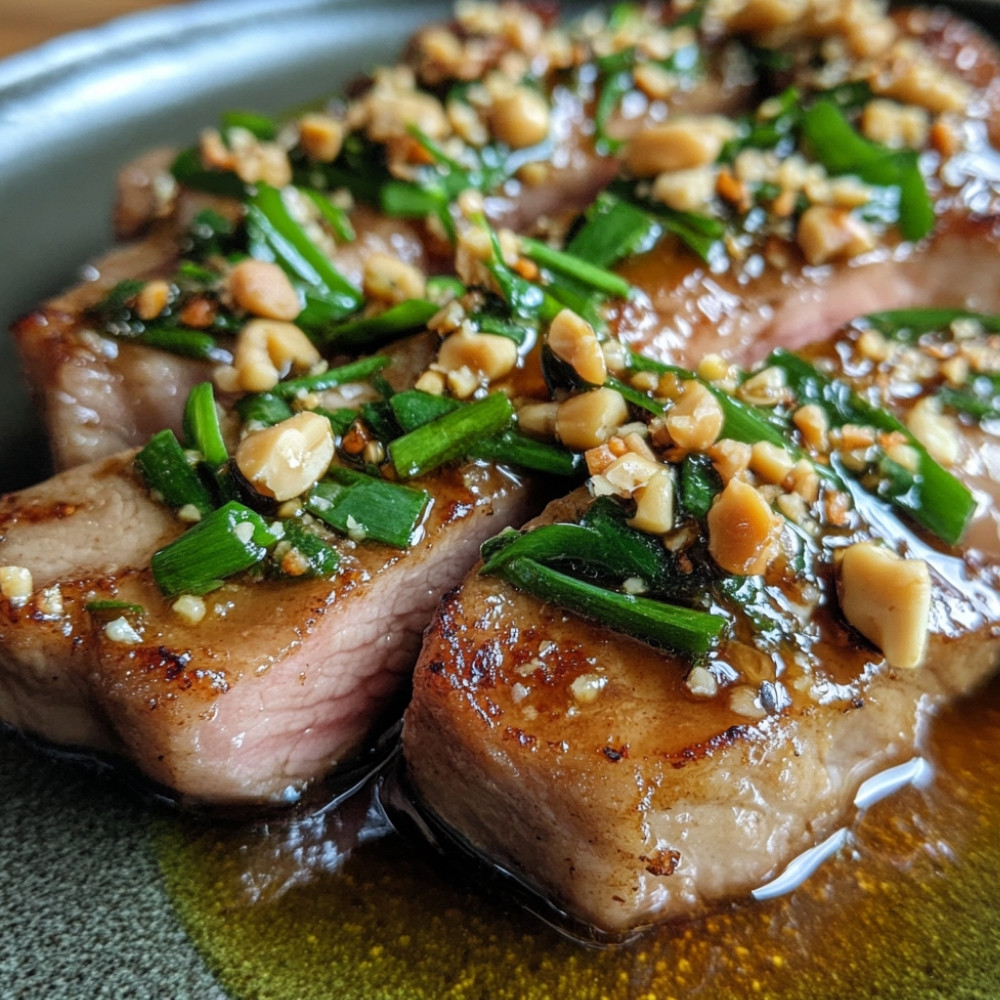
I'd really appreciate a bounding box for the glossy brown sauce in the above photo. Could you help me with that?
[153,671,1000,999]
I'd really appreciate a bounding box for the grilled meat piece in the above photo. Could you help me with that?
[0,451,538,806]
[614,212,1000,367]
[401,325,1000,940]
[11,195,431,471]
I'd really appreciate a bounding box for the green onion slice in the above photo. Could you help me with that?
[767,348,975,545]
[489,556,726,655]
[566,192,659,270]
[135,430,215,515]
[306,468,431,548]
[182,383,228,467]
[234,392,296,428]
[801,99,934,241]
[388,391,515,479]
[520,236,633,300]
[320,299,438,351]
[274,517,341,577]
[860,308,1000,343]
[151,502,278,598]
[246,183,363,319]
[270,355,390,399]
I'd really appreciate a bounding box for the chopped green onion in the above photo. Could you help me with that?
[135,430,215,515]
[604,374,664,414]
[170,147,248,199]
[306,468,431,548]
[679,454,721,520]
[299,187,356,242]
[314,406,360,437]
[390,390,461,431]
[861,308,1000,342]
[270,355,390,399]
[567,192,659,269]
[221,110,278,140]
[129,327,230,363]
[85,600,145,615]
[151,502,278,598]
[319,299,438,351]
[427,276,466,302]
[246,183,363,319]
[488,556,727,655]
[483,497,669,585]
[520,236,633,300]
[182,383,228,467]
[937,375,1000,421]
[388,391,514,479]
[594,66,634,154]
[472,429,582,477]
[767,348,975,544]
[390,390,580,476]
[273,517,340,577]
[475,314,532,346]
[801,99,934,241]
[234,392,295,428]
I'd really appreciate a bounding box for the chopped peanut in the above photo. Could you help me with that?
[490,87,550,149]
[235,411,335,501]
[601,453,663,496]
[232,319,321,393]
[172,594,207,624]
[628,468,675,535]
[585,444,618,476]
[228,260,301,320]
[708,438,752,484]
[793,403,829,452]
[906,397,961,466]
[625,117,734,177]
[789,459,820,503]
[749,441,795,486]
[665,381,725,451]
[797,205,876,266]
[363,253,427,305]
[837,542,931,669]
[546,309,607,385]
[298,112,345,162]
[135,280,171,321]
[518,400,559,439]
[437,328,519,383]
[860,99,929,150]
[555,388,629,450]
[737,366,787,407]
[651,166,718,213]
[706,478,783,576]
[686,665,718,699]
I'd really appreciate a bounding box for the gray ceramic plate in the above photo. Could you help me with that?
[2,4,1000,999]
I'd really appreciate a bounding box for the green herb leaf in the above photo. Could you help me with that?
[273,517,340,577]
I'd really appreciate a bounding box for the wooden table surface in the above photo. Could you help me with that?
[2,0,178,60]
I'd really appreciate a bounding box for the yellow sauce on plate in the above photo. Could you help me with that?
[153,674,1000,999]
